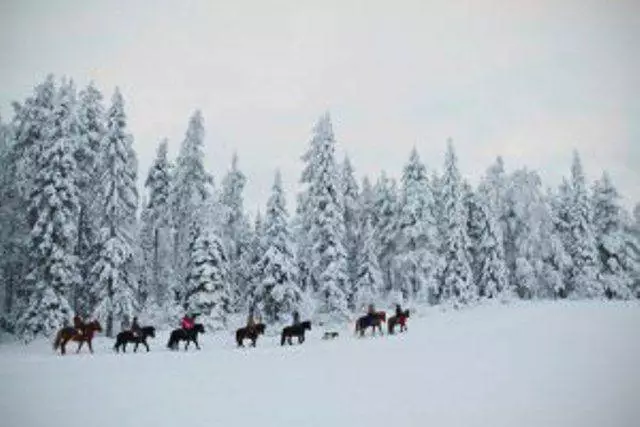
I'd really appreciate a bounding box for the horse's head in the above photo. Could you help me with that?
[194,323,205,334]
[256,323,266,334]
[377,312,386,322]
[144,326,156,338]
[302,320,311,331]
[403,310,410,318]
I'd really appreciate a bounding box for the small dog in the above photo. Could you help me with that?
[322,331,339,340]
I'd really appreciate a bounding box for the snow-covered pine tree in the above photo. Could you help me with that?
[466,188,509,299]
[140,139,175,314]
[253,171,303,323]
[353,217,384,311]
[74,82,106,314]
[372,172,399,293]
[16,79,82,339]
[220,153,252,313]
[171,110,213,303]
[303,113,349,318]
[394,148,438,303]
[592,172,637,299]
[438,140,475,306]
[3,77,57,325]
[566,151,603,298]
[183,220,231,331]
[340,156,360,307]
[89,88,139,337]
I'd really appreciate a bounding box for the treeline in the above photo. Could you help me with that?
[0,75,638,340]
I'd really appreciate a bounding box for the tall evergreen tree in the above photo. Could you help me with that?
[184,222,231,330]
[438,141,475,306]
[340,156,360,307]
[89,88,139,337]
[394,148,438,302]
[302,113,349,318]
[566,151,602,298]
[140,139,175,309]
[172,110,213,303]
[220,153,252,312]
[353,218,384,311]
[253,171,303,322]
[16,80,82,339]
[74,82,106,314]
[372,172,399,293]
[592,172,637,298]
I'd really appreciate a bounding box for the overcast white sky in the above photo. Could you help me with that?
[1,0,638,214]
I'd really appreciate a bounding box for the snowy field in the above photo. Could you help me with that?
[1,301,639,427]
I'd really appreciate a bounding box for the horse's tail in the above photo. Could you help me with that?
[53,331,62,351]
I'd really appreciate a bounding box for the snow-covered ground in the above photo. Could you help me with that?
[1,300,638,427]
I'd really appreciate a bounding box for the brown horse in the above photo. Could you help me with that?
[388,309,410,334]
[236,323,266,347]
[53,320,102,355]
[355,311,386,337]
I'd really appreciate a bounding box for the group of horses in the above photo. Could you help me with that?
[51,309,409,355]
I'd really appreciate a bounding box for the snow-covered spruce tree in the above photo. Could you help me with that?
[353,217,385,311]
[630,203,640,296]
[372,172,399,293]
[340,156,360,307]
[466,188,509,299]
[566,151,602,298]
[253,171,303,323]
[140,139,176,317]
[171,110,213,304]
[183,219,231,331]
[437,140,475,306]
[16,80,82,340]
[245,210,267,306]
[74,82,106,314]
[3,77,57,325]
[89,88,139,337]
[220,153,252,313]
[394,148,438,303]
[592,172,637,299]
[302,113,349,318]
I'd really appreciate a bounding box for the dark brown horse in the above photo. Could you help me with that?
[114,326,156,353]
[167,323,205,351]
[281,320,311,345]
[236,323,266,347]
[388,310,410,334]
[53,320,102,355]
[355,311,386,337]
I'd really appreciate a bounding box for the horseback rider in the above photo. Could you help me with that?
[367,303,376,322]
[246,306,256,331]
[73,313,84,336]
[395,303,403,319]
[131,316,142,338]
[181,313,195,331]
[292,310,300,326]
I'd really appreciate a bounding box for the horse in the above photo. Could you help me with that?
[114,326,156,353]
[355,311,386,337]
[388,310,410,334]
[53,320,102,355]
[235,323,266,347]
[167,323,205,351]
[281,320,311,346]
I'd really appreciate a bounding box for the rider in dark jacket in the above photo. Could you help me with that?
[131,316,142,338]
[292,310,300,326]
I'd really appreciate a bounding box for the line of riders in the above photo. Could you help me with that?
[58,302,409,354]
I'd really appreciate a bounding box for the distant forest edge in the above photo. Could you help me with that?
[0,75,638,341]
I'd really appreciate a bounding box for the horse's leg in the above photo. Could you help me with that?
[134,341,139,353]
[195,338,200,350]
[185,340,189,351]
[88,339,94,354]
[144,340,150,352]
[76,340,84,353]
[61,338,67,355]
